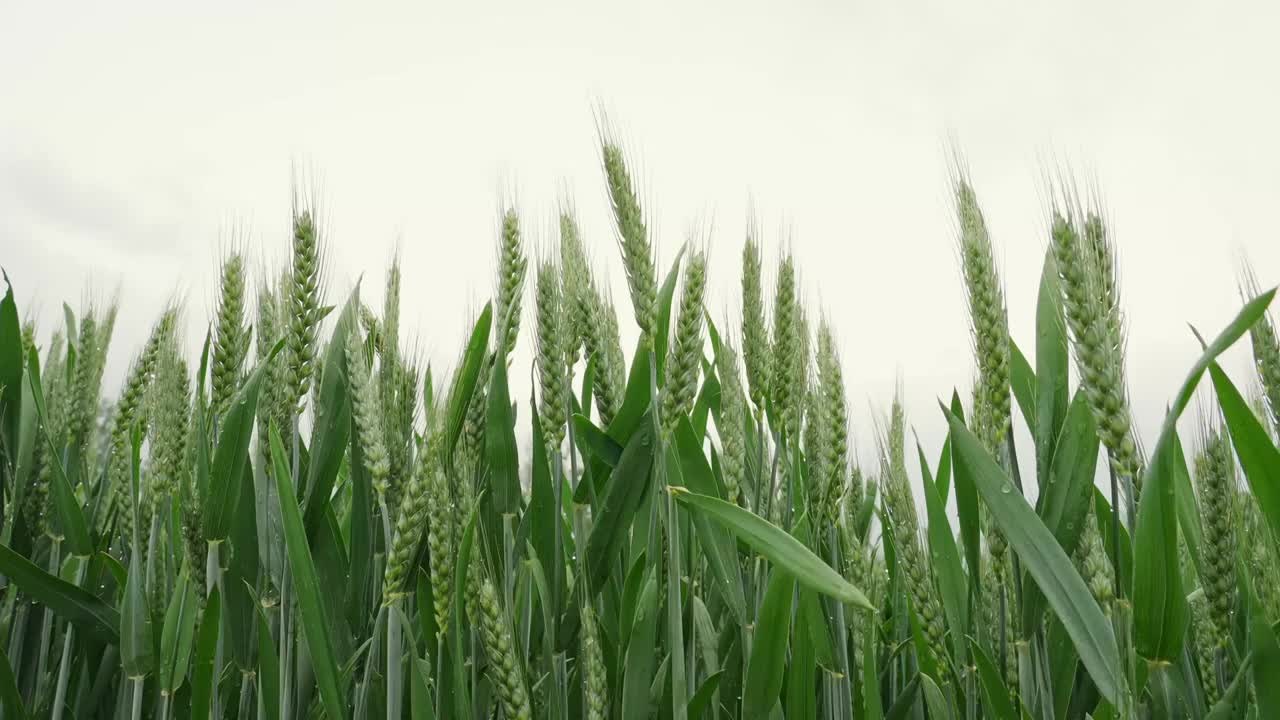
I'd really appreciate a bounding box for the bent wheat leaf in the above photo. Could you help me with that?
[574,413,622,468]
[270,423,346,719]
[918,441,967,655]
[0,543,118,645]
[1010,340,1035,436]
[1024,391,1098,633]
[0,646,24,720]
[158,571,198,693]
[188,588,221,720]
[863,618,883,720]
[670,488,873,609]
[1210,362,1280,546]
[446,302,492,458]
[24,349,91,555]
[1132,425,1188,661]
[1205,654,1253,720]
[945,407,1122,704]
[744,568,793,720]
[122,474,151,677]
[1034,248,1070,491]
[687,670,722,720]
[0,272,21,486]
[1129,292,1275,662]
[204,339,283,541]
[486,349,520,514]
[302,294,357,532]
[584,414,655,597]
[969,638,1018,720]
[1247,572,1280,714]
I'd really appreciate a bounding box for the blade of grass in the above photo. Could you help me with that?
[917,441,968,657]
[1125,295,1276,664]
[1009,341,1035,437]
[446,303,492,457]
[863,615,883,720]
[584,413,655,598]
[203,340,282,541]
[1034,248,1069,493]
[0,646,26,720]
[670,488,872,609]
[188,588,221,720]
[486,345,520,515]
[743,568,793,720]
[1209,361,1280,546]
[255,598,281,720]
[621,569,659,720]
[969,638,1018,720]
[23,348,91,555]
[1023,392,1098,633]
[945,406,1122,704]
[158,570,198,694]
[0,272,22,495]
[687,670,722,720]
[269,422,346,719]
[0,543,118,644]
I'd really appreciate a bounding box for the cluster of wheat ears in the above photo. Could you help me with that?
[0,129,1278,720]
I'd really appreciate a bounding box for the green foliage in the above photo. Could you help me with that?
[0,142,1277,720]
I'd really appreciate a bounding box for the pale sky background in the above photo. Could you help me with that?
[3,0,1279,492]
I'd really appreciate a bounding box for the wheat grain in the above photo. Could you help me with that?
[495,207,527,361]
[211,252,248,421]
[1193,426,1236,648]
[714,339,746,506]
[661,247,707,437]
[601,141,657,345]
[741,227,771,418]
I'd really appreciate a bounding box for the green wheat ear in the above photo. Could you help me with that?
[145,340,190,517]
[815,318,848,526]
[384,425,445,606]
[879,392,948,680]
[1240,260,1280,433]
[18,318,35,357]
[211,251,248,422]
[25,331,65,535]
[106,308,177,544]
[803,383,824,512]
[1241,492,1280,624]
[771,253,801,440]
[661,246,708,437]
[379,258,402,441]
[476,574,532,720]
[346,318,391,498]
[1190,592,1221,705]
[1050,196,1142,504]
[1193,424,1236,649]
[67,308,101,460]
[535,255,568,450]
[954,173,1011,456]
[559,206,590,364]
[580,604,608,720]
[495,205,527,361]
[1075,510,1115,613]
[256,279,289,468]
[287,203,324,416]
[714,338,747,507]
[601,140,657,345]
[741,227,771,416]
[584,283,626,427]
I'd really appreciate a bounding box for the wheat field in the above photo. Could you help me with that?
[0,132,1278,720]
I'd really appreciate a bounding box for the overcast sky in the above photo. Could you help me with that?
[4,0,1279,484]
